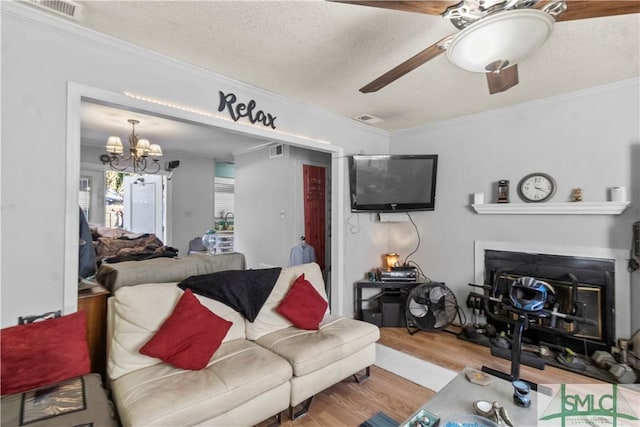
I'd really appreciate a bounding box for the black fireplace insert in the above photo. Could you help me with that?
[484,250,615,355]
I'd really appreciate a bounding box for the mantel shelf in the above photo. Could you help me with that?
[471,201,630,215]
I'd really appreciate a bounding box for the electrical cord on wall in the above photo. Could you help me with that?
[402,212,421,266]
[345,213,360,234]
[401,212,434,282]
[405,260,431,282]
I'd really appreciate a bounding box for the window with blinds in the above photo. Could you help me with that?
[214,177,235,218]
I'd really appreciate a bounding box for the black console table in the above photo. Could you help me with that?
[355,280,423,327]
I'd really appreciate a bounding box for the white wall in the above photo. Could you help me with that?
[235,145,296,268]
[0,3,387,326]
[235,145,333,269]
[388,79,640,333]
[165,155,216,256]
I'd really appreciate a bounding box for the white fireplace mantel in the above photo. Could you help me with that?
[471,201,629,215]
[474,241,631,340]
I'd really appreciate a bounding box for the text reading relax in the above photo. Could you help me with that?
[218,91,277,129]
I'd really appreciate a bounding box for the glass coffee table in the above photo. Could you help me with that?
[401,368,539,427]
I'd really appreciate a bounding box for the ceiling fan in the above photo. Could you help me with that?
[335,0,640,94]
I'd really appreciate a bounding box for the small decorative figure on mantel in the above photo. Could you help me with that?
[497,180,510,203]
[571,188,583,202]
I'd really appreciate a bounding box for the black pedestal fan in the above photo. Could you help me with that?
[406,282,458,335]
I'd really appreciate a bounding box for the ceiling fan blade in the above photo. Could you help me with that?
[329,1,457,15]
[360,36,451,93]
[537,1,640,22]
[486,65,519,95]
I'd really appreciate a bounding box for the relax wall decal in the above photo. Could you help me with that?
[217,91,277,129]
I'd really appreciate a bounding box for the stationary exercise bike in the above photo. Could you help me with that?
[468,274,596,388]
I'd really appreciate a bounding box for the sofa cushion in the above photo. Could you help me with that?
[111,339,292,427]
[108,283,246,380]
[255,316,380,376]
[276,274,327,330]
[1,312,90,396]
[246,263,329,341]
[140,289,232,370]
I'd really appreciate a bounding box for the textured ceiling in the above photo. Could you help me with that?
[70,1,640,133]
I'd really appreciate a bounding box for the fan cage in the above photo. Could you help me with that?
[406,283,459,331]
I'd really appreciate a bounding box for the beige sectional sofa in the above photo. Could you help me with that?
[106,262,379,426]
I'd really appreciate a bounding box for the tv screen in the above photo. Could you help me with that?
[349,154,438,212]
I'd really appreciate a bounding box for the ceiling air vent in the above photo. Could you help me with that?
[269,144,284,159]
[26,0,83,20]
[353,114,383,124]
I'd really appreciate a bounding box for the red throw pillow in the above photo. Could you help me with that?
[140,289,232,370]
[1,311,91,396]
[276,273,328,330]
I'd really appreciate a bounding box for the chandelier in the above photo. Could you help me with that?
[100,119,163,174]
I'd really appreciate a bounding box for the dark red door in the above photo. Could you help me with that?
[303,165,326,270]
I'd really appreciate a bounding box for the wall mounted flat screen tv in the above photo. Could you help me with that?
[349,154,438,213]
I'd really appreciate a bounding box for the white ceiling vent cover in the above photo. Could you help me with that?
[354,114,383,124]
[27,0,83,20]
[269,144,284,159]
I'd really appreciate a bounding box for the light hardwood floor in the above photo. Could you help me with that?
[378,327,604,386]
[263,327,603,427]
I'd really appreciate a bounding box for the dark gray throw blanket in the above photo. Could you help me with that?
[178,268,282,322]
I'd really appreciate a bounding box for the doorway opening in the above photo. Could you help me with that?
[81,170,167,241]
[67,83,346,317]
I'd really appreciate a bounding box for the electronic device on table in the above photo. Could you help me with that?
[378,266,417,282]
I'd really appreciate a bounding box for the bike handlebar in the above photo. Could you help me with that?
[466,284,596,326]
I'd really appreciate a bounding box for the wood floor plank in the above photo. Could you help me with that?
[257,365,434,427]
[257,326,604,426]
[379,327,604,385]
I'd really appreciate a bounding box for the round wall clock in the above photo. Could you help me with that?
[517,173,556,203]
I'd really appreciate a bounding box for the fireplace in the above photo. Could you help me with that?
[483,249,614,354]
[474,241,631,356]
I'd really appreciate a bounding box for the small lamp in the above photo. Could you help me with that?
[384,253,400,270]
